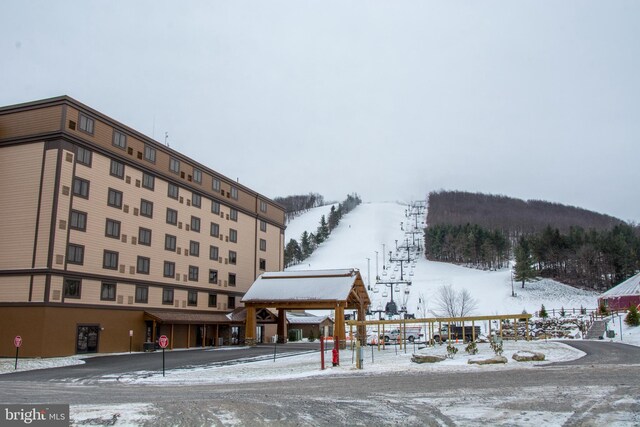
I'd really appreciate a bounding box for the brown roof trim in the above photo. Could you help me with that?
[144,309,231,325]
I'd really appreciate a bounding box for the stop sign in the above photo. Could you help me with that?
[158,335,169,349]
[14,336,22,348]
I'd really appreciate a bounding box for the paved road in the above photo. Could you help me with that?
[0,341,638,426]
[0,342,320,381]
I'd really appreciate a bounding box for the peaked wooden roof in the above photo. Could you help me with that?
[242,268,371,310]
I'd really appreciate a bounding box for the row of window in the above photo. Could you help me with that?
[74,126,255,211]
[72,176,269,234]
[68,245,263,276]
[62,278,235,308]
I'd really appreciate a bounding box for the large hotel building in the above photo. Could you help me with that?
[0,96,286,357]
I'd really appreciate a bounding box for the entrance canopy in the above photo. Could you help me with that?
[241,269,371,346]
[242,269,371,309]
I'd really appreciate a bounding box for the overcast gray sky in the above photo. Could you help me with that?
[2,1,639,221]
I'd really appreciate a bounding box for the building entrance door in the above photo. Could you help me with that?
[76,325,100,353]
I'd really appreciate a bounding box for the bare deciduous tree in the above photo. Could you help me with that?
[433,284,478,318]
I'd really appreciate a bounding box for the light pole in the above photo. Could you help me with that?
[366,258,371,289]
[375,251,379,280]
[382,244,386,270]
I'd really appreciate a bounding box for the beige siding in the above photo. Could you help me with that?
[0,143,44,270]
[31,275,46,302]
[34,148,57,268]
[0,106,62,140]
[0,276,30,302]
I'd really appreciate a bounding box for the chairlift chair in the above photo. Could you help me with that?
[382,291,388,298]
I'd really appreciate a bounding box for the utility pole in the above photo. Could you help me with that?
[366,258,371,289]
[375,251,379,280]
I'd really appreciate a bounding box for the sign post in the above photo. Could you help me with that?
[158,335,169,377]
[14,336,22,370]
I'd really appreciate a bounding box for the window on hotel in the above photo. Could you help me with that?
[67,244,84,265]
[208,293,217,307]
[73,178,90,198]
[112,130,127,150]
[192,193,201,208]
[107,188,123,209]
[165,234,176,252]
[110,159,124,179]
[101,282,117,301]
[209,245,219,261]
[228,273,236,287]
[105,219,121,238]
[163,261,175,278]
[209,269,218,284]
[210,222,219,238]
[103,250,118,270]
[135,285,148,303]
[228,250,237,265]
[229,229,237,243]
[259,258,266,270]
[260,200,267,213]
[212,178,220,192]
[162,288,174,305]
[188,290,198,306]
[230,186,238,200]
[188,265,199,281]
[70,210,87,231]
[228,295,236,309]
[166,208,178,225]
[190,216,200,233]
[193,168,202,184]
[140,199,153,218]
[169,157,180,174]
[76,146,92,166]
[189,240,200,257]
[142,173,155,190]
[230,208,238,222]
[63,278,81,299]
[138,227,152,246]
[260,220,267,232]
[211,201,220,214]
[144,145,156,163]
[137,256,150,274]
[78,113,94,135]
[260,239,267,251]
[167,183,179,199]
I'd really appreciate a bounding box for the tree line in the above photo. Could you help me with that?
[424,223,510,270]
[274,193,325,222]
[427,190,623,240]
[284,193,362,267]
[425,190,640,291]
[514,224,640,291]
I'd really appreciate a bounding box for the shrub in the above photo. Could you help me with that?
[625,305,640,327]
[599,302,609,317]
[539,304,548,319]
[490,339,503,356]
[446,343,458,359]
[307,329,316,342]
[465,341,478,355]
[288,330,298,342]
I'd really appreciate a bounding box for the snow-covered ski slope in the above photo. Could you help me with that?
[285,201,598,316]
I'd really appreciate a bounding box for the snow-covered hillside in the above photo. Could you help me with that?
[285,201,599,317]
[284,204,336,243]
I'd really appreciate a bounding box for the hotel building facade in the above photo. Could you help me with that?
[0,96,285,357]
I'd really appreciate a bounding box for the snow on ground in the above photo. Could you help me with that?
[287,201,599,319]
[0,354,85,374]
[284,204,336,243]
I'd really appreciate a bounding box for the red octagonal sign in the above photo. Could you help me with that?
[14,336,22,348]
[158,335,169,349]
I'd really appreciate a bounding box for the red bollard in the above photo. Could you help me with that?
[320,336,325,370]
[332,339,339,366]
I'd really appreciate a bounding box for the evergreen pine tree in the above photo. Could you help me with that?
[300,231,313,260]
[539,304,548,319]
[625,305,640,327]
[514,237,536,288]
